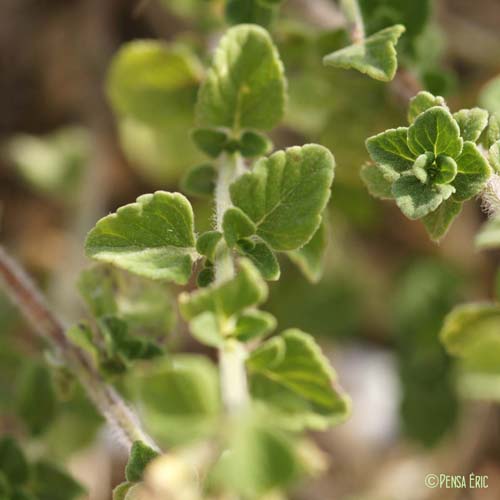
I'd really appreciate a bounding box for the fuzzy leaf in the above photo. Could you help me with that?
[360,162,397,199]
[125,441,159,483]
[196,231,223,262]
[453,108,489,142]
[189,312,223,348]
[230,144,334,251]
[179,259,267,320]
[365,127,415,173]
[239,131,273,157]
[486,113,500,148]
[392,174,455,219]
[223,207,257,247]
[488,141,500,173]
[287,220,328,283]
[181,164,216,198]
[452,141,491,201]
[247,329,350,430]
[476,216,500,249]
[85,191,196,284]
[323,25,405,82]
[191,128,229,158]
[233,310,277,342]
[107,41,201,127]
[31,461,85,500]
[422,198,462,241]
[237,239,280,281]
[0,437,29,485]
[407,107,463,157]
[196,25,286,130]
[407,91,446,124]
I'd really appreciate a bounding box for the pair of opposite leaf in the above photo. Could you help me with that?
[362,91,494,240]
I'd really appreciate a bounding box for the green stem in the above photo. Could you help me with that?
[340,0,365,43]
[214,152,250,414]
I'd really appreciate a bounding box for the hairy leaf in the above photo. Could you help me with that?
[230,144,334,251]
[365,127,415,173]
[323,25,405,82]
[196,231,223,262]
[488,141,500,173]
[238,131,273,157]
[422,198,462,241]
[85,191,196,284]
[237,239,280,281]
[223,207,257,247]
[408,91,446,124]
[360,162,397,199]
[196,25,286,130]
[191,128,229,158]
[453,108,489,142]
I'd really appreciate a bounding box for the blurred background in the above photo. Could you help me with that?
[1,0,500,498]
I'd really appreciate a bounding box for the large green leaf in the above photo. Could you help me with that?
[196,24,286,130]
[230,144,334,251]
[107,41,201,127]
[179,259,267,320]
[247,329,350,430]
[323,25,405,82]
[85,191,196,284]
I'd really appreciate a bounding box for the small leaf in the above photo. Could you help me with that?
[189,312,224,348]
[476,216,500,249]
[360,162,397,199]
[222,207,257,247]
[434,155,457,184]
[365,127,415,173]
[179,259,267,320]
[125,441,159,483]
[230,144,334,251]
[196,25,286,130]
[453,108,489,142]
[16,363,57,436]
[0,437,29,485]
[407,91,446,124]
[196,231,222,262]
[452,141,491,201]
[238,131,273,158]
[31,461,85,500]
[488,140,500,173]
[392,174,455,219]
[407,107,463,158]
[422,198,463,241]
[247,329,350,430]
[181,164,217,198]
[323,25,405,82]
[107,41,201,127]
[85,191,196,284]
[113,482,134,500]
[237,239,280,281]
[287,219,328,283]
[233,310,277,342]
[191,128,228,158]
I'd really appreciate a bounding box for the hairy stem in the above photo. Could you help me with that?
[340,0,365,43]
[0,245,159,452]
[214,153,250,414]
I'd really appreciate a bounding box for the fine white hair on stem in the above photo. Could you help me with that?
[480,174,500,217]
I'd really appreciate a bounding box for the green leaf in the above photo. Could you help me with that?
[0,437,29,485]
[452,141,491,201]
[125,441,159,483]
[181,163,216,198]
[85,191,196,284]
[230,144,334,251]
[196,25,286,130]
[434,155,457,184]
[16,363,57,436]
[238,131,273,158]
[222,207,257,247]
[237,239,280,281]
[77,266,117,318]
[365,127,415,173]
[407,91,446,124]
[233,310,277,342]
[407,107,463,157]
[485,112,500,148]
[360,162,397,199]
[67,323,100,366]
[191,128,228,158]
[134,356,220,446]
[453,108,489,142]
[225,0,277,27]
[323,25,405,82]
[113,482,134,500]
[488,140,500,173]
[392,174,455,219]
[179,259,267,320]
[197,264,215,288]
[422,198,462,241]
[196,231,223,262]
[476,216,500,249]
[107,41,201,127]
[189,312,223,348]
[31,461,85,500]
[247,329,350,430]
[287,219,328,283]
